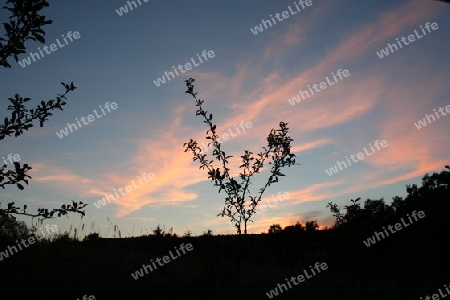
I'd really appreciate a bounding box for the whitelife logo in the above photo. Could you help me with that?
[0,225,58,261]
[1,153,20,167]
[325,139,388,176]
[265,262,328,298]
[250,0,313,35]
[376,22,438,58]
[420,282,450,300]
[413,104,450,129]
[153,50,215,87]
[287,69,350,106]
[363,210,425,247]
[199,120,252,153]
[76,296,95,300]
[225,192,290,230]
[131,243,193,280]
[115,0,149,16]
[55,102,118,139]
[93,172,155,209]
[18,31,80,68]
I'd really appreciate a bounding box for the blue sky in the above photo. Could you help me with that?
[1,0,449,237]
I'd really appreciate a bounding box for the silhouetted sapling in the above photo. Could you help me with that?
[183,78,298,234]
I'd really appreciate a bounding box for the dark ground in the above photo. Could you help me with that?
[0,224,447,300]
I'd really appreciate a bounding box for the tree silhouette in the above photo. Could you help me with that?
[0,0,53,68]
[283,221,304,233]
[183,78,298,234]
[0,0,86,230]
[326,165,450,234]
[305,220,319,231]
[268,224,282,234]
[0,81,76,141]
[0,213,29,239]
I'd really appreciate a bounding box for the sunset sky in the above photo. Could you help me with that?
[1,0,449,237]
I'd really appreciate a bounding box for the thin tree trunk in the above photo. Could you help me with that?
[244,220,247,235]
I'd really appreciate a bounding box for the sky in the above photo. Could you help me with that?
[0,0,449,237]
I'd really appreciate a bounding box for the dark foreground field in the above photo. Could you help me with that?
[0,224,447,300]
[2,167,449,299]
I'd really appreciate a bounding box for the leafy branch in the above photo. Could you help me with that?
[0,0,86,233]
[0,200,87,226]
[183,78,298,234]
[0,161,31,190]
[0,0,52,68]
[1,81,77,140]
